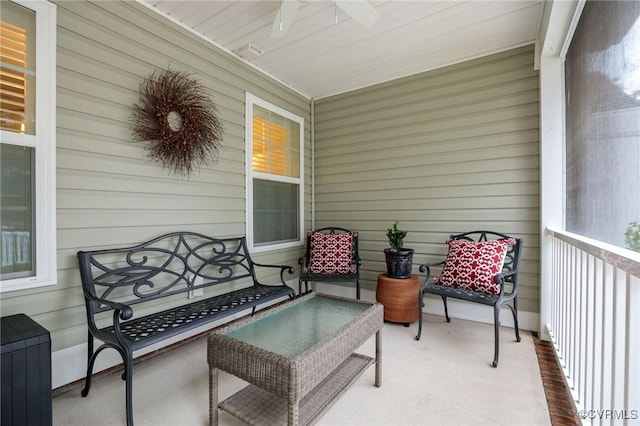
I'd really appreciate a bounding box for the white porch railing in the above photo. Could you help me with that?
[547,228,640,425]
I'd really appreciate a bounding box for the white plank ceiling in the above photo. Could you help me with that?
[143,0,544,99]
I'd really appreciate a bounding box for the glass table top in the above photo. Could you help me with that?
[225,295,371,358]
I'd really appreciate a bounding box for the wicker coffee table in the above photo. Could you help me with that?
[208,293,383,426]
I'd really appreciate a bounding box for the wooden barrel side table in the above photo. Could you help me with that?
[375,273,421,326]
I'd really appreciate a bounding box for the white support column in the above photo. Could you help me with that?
[538,0,581,340]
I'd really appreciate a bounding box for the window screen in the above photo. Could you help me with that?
[565,0,640,248]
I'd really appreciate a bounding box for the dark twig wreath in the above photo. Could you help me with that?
[131,69,224,177]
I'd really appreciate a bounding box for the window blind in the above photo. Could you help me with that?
[0,19,27,133]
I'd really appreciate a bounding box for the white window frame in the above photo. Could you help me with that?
[245,93,304,252]
[0,0,57,292]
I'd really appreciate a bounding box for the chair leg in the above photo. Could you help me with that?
[510,297,521,342]
[492,304,500,368]
[415,290,424,340]
[356,277,361,300]
[298,279,311,297]
[441,296,451,322]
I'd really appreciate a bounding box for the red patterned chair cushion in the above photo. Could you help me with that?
[307,231,357,274]
[435,238,516,295]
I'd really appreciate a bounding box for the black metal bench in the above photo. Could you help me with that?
[76,232,295,426]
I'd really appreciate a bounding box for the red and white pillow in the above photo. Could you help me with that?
[308,231,357,274]
[435,238,516,295]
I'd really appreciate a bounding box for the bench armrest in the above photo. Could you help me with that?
[252,261,296,285]
[85,292,133,320]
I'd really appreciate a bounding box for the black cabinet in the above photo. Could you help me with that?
[1,314,52,426]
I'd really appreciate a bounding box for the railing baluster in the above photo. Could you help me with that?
[602,263,614,425]
[594,257,604,423]
[569,244,576,385]
[584,253,595,419]
[577,250,586,407]
[626,275,640,424]
[612,269,626,425]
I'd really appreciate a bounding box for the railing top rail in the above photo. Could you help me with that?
[547,227,640,277]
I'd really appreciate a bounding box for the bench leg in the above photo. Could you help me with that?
[81,336,122,398]
[123,348,134,426]
[80,337,134,425]
[81,332,94,397]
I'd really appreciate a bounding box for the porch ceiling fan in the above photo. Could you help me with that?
[271,0,380,37]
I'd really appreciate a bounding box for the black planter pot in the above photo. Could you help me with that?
[384,248,414,279]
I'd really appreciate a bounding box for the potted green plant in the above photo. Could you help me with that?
[384,221,414,278]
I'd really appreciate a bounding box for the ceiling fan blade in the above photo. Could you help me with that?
[271,0,300,37]
[336,0,380,27]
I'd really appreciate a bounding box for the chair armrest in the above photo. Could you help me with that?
[84,293,133,320]
[494,269,518,295]
[494,269,517,283]
[417,260,445,285]
[418,260,445,274]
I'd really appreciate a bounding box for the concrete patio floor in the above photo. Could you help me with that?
[53,313,552,426]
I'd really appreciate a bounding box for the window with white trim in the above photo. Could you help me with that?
[246,93,304,251]
[0,0,57,291]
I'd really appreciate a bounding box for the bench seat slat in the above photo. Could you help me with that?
[103,284,291,346]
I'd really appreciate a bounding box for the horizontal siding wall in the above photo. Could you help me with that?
[0,1,311,353]
[313,45,540,317]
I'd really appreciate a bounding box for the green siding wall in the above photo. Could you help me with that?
[313,45,540,314]
[0,1,312,352]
